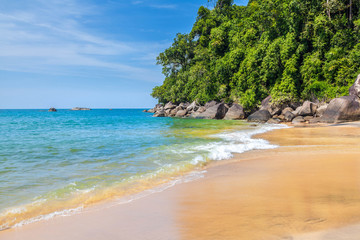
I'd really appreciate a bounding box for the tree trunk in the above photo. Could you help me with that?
[349,0,352,21]
[327,0,331,20]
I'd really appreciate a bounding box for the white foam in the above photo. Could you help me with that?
[193,123,288,161]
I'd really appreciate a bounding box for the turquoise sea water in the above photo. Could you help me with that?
[0,109,284,230]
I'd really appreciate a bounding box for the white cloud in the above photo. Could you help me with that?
[0,0,165,83]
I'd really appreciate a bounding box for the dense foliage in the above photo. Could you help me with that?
[152,0,360,110]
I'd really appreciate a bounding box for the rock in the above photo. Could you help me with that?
[320,95,360,123]
[204,100,218,109]
[48,107,57,112]
[179,102,190,109]
[349,74,360,98]
[297,101,317,116]
[175,110,187,118]
[316,104,328,117]
[196,103,228,119]
[281,107,294,116]
[261,95,272,109]
[284,111,295,122]
[267,118,281,124]
[304,116,314,122]
[309,117,322,124]
[71,107,91,110]
[223,104,245,120]
[278,115,285,120]
[164,102,177,110]
[247,110,271,122]
[186,101,200,112]
[169,107,180,117]
[292,106,302,116]
[292,116,305,124]
[197,106,206,113]
[154,110,166,117]
[147,109,155,113]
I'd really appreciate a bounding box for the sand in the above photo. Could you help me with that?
[1,123,360,240]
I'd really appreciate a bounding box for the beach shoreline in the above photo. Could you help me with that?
[1,122,360,240]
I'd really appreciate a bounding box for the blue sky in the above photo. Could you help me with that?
[0,0,248,109]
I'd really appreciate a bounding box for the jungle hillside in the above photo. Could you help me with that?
[151,0,360,110]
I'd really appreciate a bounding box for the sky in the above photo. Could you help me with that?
[0,0,248,109]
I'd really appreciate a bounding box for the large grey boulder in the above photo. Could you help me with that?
[247,110,271,122]
[164,102,177,110]
[349,74,360,98]
[224,104,245,120]
[321,96,360,123]
[259,95,281,116]
[297,101,317,116]
[196,103,228,119]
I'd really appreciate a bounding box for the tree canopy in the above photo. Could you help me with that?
[152,0,360,110]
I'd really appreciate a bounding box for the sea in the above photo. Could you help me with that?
[0,109,286,230]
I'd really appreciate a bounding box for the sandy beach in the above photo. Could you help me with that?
[1,123,360,240]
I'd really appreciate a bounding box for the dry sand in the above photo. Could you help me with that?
[1,123,360,240]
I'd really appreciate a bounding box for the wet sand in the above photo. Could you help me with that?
[1,123,360,240]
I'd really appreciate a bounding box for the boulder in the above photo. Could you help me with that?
[267,118,281,124]
[320,96,360,123]
[179,102,190,109]
[316,104,328,117]
[154,110,166,117]
[186,101,200,112]
[204,100,218,109]
[297,101,317,116]
[349,74,360,98]
[281,107,294,116]
[169,107,180,117]
[196,103,228,119]
[164,102,177,110]
[48,108,57,112]
[261,95,272,110]
[304,116,314,122]
[197,106,206,113]
[292,116,305,124]
[284,111,295,122]
[309,117,322,124]
[247,110,271,122]
[223,104,245,120]
[147,109,155,113]
[175,110,187,118]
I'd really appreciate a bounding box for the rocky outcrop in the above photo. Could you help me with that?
[48,108,57,112]
[224,104,245,120]
[320,96,360,123]
[71,107,91,111]
[349,74,360,98]
[247,110,271,122]
[197,103,228,119]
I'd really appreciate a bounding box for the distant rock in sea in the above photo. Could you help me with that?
[48,108,57,112]
[71,107,91,111]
